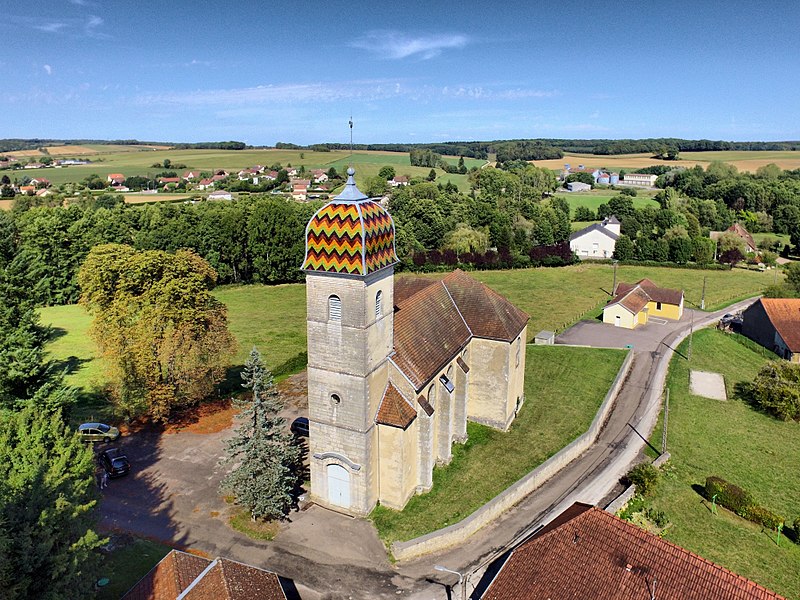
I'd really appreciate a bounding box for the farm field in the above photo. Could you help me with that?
[643,330,800,599]
[40,263,773,424]
[371,345,627,545]
[3,146,482,190]
[552,190,660,215]
[532,150,800,173]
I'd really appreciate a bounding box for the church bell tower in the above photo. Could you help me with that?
[302,168,398,514]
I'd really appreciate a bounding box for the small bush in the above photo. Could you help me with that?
[627,463,659,496]
[705,476,755,517]
[646,507,668,527]
[748,506,784,531]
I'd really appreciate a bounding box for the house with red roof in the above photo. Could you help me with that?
[710,223,758,254]
[741,298,800,362]
[390,175,409,187]
[603,278,684,329]
[30,177,51,188]
[197,177,215,190]
[311,168,328,183]
[107,173,125,184]
[122,549,287,600]
[182,170,203,180]
[481,502,784,600]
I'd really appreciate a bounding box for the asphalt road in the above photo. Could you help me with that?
[99,298,758,600]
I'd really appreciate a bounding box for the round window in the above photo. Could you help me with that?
[331,393,341,405]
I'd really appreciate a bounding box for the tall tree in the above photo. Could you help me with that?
[0,406,104,599]
[219,348,302,521]
[79,244,237,422]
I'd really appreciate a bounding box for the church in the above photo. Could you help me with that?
[302,168,529,515]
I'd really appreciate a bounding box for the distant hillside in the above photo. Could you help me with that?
[0,139,246,153]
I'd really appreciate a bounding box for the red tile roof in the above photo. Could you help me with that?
[122,551,286,600]
[122,549,210,600]
[611,279,683,313]
[759,298,800,351]
[391,270,528,389]
[482,504,784,600]
[376,382,417,429]
[728,223,757,251]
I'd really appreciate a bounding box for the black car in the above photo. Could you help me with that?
[99,447,130,478]
[290,417,309,437]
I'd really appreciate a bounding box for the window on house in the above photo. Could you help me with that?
[375,290,383,318]
[330,393,341,405]
[656,302,662,311]
[328,295,342,321]
[515,337,521,367]
[427,384,436,408]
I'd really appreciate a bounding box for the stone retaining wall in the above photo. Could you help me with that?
[392,347,634,561]
[604,451,671,515]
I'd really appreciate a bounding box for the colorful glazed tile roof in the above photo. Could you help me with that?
[303,169,398,275]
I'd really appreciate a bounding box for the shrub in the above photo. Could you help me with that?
[646,507,668,527]
[748,506,784,531]
[705,476,755,517]
[627,463,659,496]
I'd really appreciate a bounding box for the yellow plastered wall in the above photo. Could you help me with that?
[646,300,683,321]
[377,419,419,510]
[603,304,637,329]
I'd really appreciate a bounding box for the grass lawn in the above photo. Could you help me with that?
[553,190,659,216]
[642,329,800,599]
[370,345,627,545]
[96,536,172,600]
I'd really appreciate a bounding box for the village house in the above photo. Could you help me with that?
[390,175,409,187]
[741,298,800,362]
[263,170,278,181]
[311,169,329,183]
[303,168,528,515]
[569,215,620,258]
[480,502,784,599]
[710,223,758,254]
[122,550,287,600]
[566,181,591,192]
[107,173,125,185]
[18,185,35,195]
[603,278,684,329]
[208,190,233,201]
[291,178,311,201]
[197,177,215,190]
[23,162,45,169]
[182,170,203,180]
[30,177,51,188]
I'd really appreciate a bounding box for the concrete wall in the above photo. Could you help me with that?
[391,347,634,560]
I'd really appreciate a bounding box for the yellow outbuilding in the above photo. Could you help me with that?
[603,279,684,329]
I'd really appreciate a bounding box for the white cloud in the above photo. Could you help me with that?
[135,79,405,107]
[351,31,469,60]
[34,22,67,33]
[440,86,558,100]
[43,64,52,75]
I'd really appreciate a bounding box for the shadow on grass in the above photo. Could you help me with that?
[46,326,69,342]
[52,355,93,377]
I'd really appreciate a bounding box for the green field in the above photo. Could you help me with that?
[96,536,172,600]
[371,345,627,545]
[40,264,773,423]
[643,329,800,599]
[552,190,660,216]
[7,146,483,191]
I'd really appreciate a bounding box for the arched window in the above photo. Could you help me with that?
[328,295,341,321]
[330,393,341,405]
[515,337,521,367]
[427,384,436,408]
[375,290,383,318]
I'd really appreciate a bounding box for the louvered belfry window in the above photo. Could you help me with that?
[329,295,342,321]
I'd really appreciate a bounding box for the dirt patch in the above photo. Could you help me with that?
[163,397,239,434]
[690,370,727,400]
[278,370,308,410]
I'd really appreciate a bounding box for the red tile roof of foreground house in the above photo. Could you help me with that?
[759,298,800,352]
[122,550,286,600]
[482,503,784,600]
[614,279,683,308]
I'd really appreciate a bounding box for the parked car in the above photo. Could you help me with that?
[78,422,120,443]
[99,447,130,478]
[290,417,309,437]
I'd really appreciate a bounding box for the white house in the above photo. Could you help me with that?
[208,190,233,200]
[569,216,621,259]
[620,173,657,187]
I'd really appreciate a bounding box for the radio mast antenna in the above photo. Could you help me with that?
[348,116,354,163]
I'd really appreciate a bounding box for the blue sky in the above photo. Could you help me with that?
[4,0,799,145]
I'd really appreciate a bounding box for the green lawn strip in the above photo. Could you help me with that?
[95,536,172,600]
[552,191,659,214]
[643,329,800,598]
[370,346,626,545]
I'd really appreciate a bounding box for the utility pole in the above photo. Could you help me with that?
[700,276,707,310]
[612,260,619,296]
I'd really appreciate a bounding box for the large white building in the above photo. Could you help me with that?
[569,216,621,259]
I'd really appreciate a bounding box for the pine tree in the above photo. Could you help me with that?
[220,347,302,521]
[0,406,104,599]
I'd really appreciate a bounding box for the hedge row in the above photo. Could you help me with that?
[705,476,784,530]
